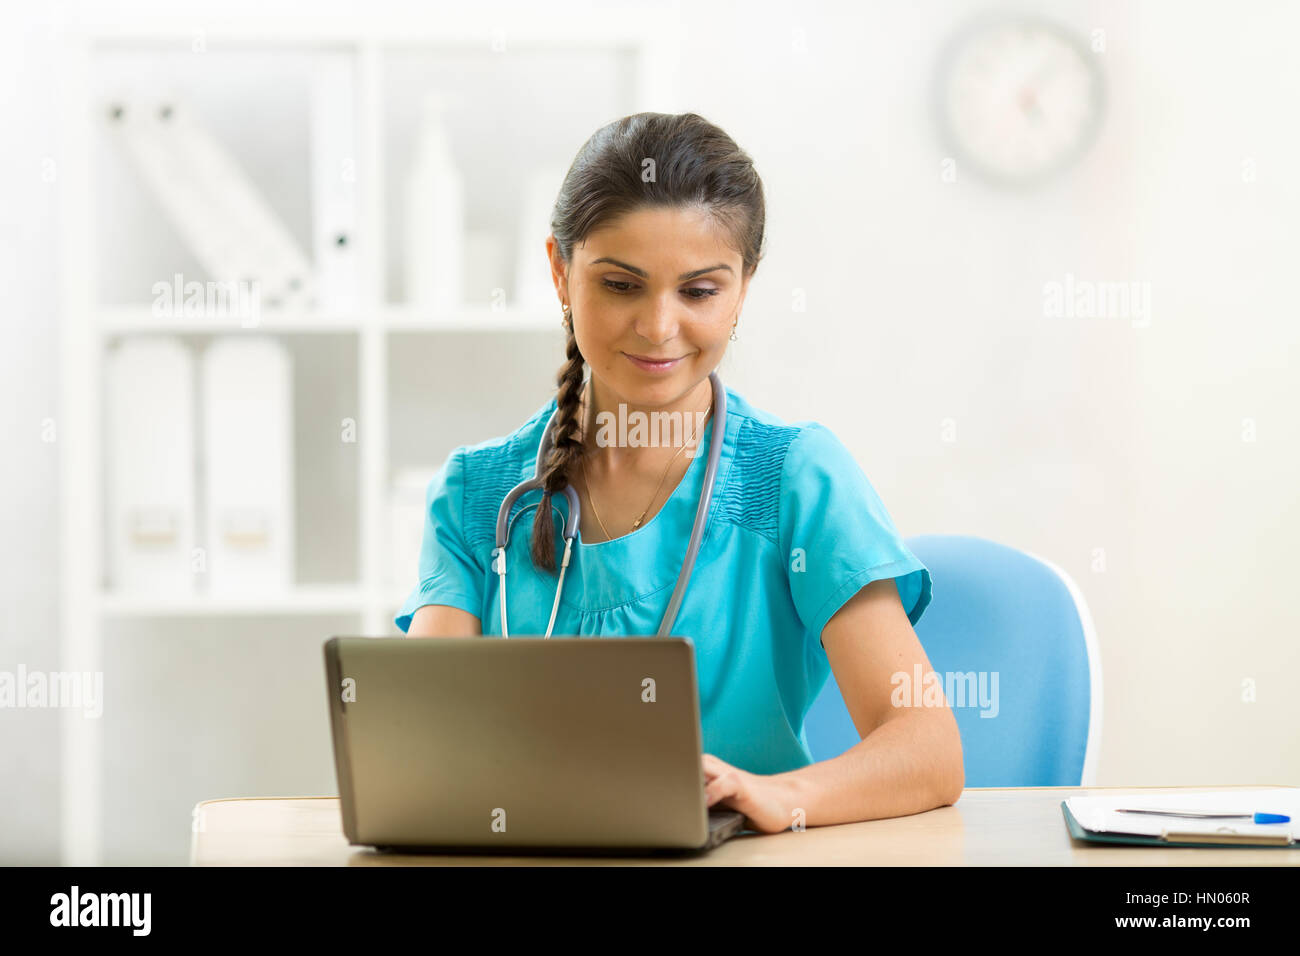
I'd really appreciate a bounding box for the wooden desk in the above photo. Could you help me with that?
[190,785,1300,866]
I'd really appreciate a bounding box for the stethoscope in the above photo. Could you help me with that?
[492,370,727,639]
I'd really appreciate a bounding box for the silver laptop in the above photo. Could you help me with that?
[324,636,746,855]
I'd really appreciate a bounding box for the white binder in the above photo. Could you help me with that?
[106,337,197,594]
[309,54,359,312]
[201,338,295,594]
[107,95,314,313]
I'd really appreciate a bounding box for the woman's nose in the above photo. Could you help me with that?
[632,295,681,345]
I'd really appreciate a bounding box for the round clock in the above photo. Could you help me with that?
[935,16,1106,187]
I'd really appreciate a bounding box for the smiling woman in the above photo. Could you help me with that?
[398,112,963,832]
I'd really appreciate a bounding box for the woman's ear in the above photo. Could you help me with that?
[545,234,568,300]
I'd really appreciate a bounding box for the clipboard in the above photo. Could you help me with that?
[1061,800,1298,848]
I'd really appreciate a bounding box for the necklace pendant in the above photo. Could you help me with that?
[631,516,643,529]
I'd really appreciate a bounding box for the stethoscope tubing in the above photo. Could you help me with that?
[492,370,726,638]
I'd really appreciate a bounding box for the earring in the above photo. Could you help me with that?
[561,304,572,330]
[730,317,738,342]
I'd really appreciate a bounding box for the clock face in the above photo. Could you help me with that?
[937,17,1105,186]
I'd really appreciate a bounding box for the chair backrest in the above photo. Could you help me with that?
[802,534,1101,787]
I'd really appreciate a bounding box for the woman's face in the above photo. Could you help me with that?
[548,204,751,411]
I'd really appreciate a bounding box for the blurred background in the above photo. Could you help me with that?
[2,0,1297,864]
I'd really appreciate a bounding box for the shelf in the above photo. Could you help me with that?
[95,305,564,334]
[99,585,370,618]
[380,305,560,332]
[82,21,661,49]
[60,16,670,866]
[97,306,361,335]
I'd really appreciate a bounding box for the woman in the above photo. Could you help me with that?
[398,112,963,833]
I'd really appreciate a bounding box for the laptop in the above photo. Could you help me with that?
[324,635,747,855]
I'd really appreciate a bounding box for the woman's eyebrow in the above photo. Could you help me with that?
[589,257,733,281]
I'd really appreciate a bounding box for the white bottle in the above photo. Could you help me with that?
[404,91,464,311]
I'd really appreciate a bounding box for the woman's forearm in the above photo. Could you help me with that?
[774,708,965,828]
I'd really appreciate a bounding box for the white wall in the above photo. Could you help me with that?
[1,5,65,864]
[2,0,1297,864]
[697,0,1300,786]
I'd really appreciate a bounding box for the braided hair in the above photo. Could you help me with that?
[530,112,766,572]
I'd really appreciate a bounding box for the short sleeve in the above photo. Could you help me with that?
[779,423,932,647]
[393,447,484,633]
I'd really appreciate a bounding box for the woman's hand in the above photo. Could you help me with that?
[701,753,799,834]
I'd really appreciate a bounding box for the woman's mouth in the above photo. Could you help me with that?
[623,352,683,373]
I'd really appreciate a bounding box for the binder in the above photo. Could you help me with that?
[309,53,358,312]
[201,338,295,594]
[1062,788,1300,848]
[105,337,197,594]
[108,95,314,313]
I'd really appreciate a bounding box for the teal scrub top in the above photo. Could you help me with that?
[394,385,932,775]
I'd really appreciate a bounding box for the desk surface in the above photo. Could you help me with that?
[191,785,1300,866]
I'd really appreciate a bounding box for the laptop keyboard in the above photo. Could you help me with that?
[708,808,745,831]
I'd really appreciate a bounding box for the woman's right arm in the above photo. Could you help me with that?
[406,604,482,638]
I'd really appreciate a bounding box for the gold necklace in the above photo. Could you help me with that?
[579,391,712,540]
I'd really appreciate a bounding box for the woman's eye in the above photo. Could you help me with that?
[601,279,719,299]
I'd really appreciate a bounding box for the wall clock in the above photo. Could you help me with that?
[935,16,1106,187]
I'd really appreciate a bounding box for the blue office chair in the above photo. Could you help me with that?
[803,534,1102,787]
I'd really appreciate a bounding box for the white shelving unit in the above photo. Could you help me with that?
[58,17,675,865]
[97,304,562,334]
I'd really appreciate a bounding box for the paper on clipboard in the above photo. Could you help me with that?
[1065,788,1300,840]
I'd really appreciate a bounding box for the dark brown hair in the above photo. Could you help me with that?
[529,111,767,572]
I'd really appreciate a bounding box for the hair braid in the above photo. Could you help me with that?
[533,111,766,573]
[529,320,586,572]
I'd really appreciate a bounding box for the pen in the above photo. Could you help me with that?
[1115,809,1291,824]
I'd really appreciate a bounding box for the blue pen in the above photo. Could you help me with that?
[1254,813,1292,824]
[1115,808,1291,824]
